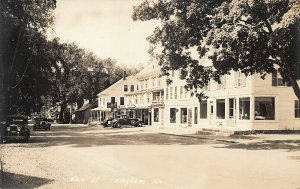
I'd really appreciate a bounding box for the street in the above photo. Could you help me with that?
[1,124,300,189]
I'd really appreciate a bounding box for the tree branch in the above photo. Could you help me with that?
[11,55,32,89]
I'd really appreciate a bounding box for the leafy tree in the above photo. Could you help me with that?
[0,0,56,120]
[133,0,300,100]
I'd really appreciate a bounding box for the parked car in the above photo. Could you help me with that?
[0,115,30,143]
[33,117,51,131]
[102,117,113,127]
[111,115,143,128]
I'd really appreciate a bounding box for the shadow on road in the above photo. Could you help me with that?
[3,125,300,151]
[3,171,53,189]
[214,139,300,152]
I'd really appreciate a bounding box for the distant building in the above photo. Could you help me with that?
[90,75,138,123]
[125,63,164,126]
[75,100,97,124]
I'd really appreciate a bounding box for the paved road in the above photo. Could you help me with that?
[1,124,300,189]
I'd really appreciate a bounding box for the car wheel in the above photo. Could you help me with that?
[138,122,143,127]
[130,120,136,126]
[23,135,29,143]
[116,123,121,128]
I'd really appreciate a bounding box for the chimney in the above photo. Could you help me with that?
[123,70,126,80]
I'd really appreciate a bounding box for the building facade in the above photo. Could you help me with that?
[90,75,138,123]
[163,70,300,131]
[125,63,164,126]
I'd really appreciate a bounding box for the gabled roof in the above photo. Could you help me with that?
[97,75,137,96]
[76,100,97,112]
[135,62,161,79]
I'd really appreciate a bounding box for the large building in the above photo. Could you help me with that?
[90,75,138,123]
[91,62,300,131]
[125,63,164,126]
[163,69,300,131]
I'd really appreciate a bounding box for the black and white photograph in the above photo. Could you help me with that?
[0,0,300,188]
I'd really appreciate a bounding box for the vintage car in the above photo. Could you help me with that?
[33,117,51,131]
[0,115,30,143]
[102,117,113,127]
[111,115,143,128]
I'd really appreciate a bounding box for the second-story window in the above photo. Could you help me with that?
[217,76,226,90]
[272,71,287,87]
[170,87,173,99]
[124,85,128,92]
[235,71,246,88]
[166,87,169,100]
[120,97,124,105]
[111,97,115,103]
[153,92,160,101]
[145,79,148,88]
[174,86,177,99]
[130,85,134,92]
[180,86,183,99]
[147,93,150,103]
[152,78,155,87]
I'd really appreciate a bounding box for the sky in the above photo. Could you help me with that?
[53,0,159,67]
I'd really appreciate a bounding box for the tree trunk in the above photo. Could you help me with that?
[287,75,300,100]
[59,102,67,123]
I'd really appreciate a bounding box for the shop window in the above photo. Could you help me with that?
[216,99,225,119]
[120,97,124,105]
[239,97,250,120]
[295,100,300,118]
[124,85,128,92]
[229,98,235,118]
[194,107,198,124]
[255,97,275,120]
[130,85,134,92]
[200,100,207,119]
[154,108,159,122]
[170,108,176,123]
[181,108,187,123]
